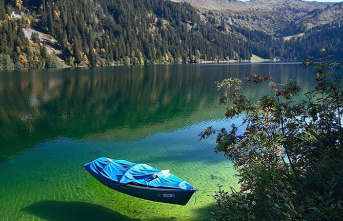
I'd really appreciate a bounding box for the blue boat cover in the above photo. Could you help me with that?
[84,157,195,191]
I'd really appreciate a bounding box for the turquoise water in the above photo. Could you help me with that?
[0,64,314,220]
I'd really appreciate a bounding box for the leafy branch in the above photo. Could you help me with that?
[201,51,343,220]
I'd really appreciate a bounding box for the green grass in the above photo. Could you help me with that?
[283,33,305,41]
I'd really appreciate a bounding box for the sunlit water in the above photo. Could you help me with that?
[0,64,315,220]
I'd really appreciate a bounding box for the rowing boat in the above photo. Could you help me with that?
[84,157,196,205]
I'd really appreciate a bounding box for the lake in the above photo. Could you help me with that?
[0,63,315,221]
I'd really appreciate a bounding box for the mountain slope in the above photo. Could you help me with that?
[173,0,343,60]
[173,0,333,36]
[297,2,343,28]
[0,0,278,70]
[0,0,342,70]
[283,21,343,59]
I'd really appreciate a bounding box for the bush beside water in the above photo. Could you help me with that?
[201,52,343,220]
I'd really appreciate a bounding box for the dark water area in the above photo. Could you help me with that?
[0,63,317,220]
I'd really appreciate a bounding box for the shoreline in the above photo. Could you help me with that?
[0,60,309,72]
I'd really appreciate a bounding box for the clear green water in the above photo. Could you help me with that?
[0,64,314,221]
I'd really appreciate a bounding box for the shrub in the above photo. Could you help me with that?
[201,52,343,220]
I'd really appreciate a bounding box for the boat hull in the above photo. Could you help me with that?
[88,170,196,205]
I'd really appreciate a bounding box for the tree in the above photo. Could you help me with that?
[0,54,14,70]
[31,32,40,44]
[46,52,62,68]
[201,52,343,220]
[72,38,82,64]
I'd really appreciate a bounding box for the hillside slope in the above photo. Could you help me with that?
[173,0,343,60]
[0,0,342,70]
[174,0,334,36]
[0,0,278,70]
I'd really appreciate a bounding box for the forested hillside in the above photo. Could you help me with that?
[0,0,61,70]
[39,0,273,65]
[283,22,343,60]
[0,0,276,70]
[0,0,342,70]
[180,0,343,60]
